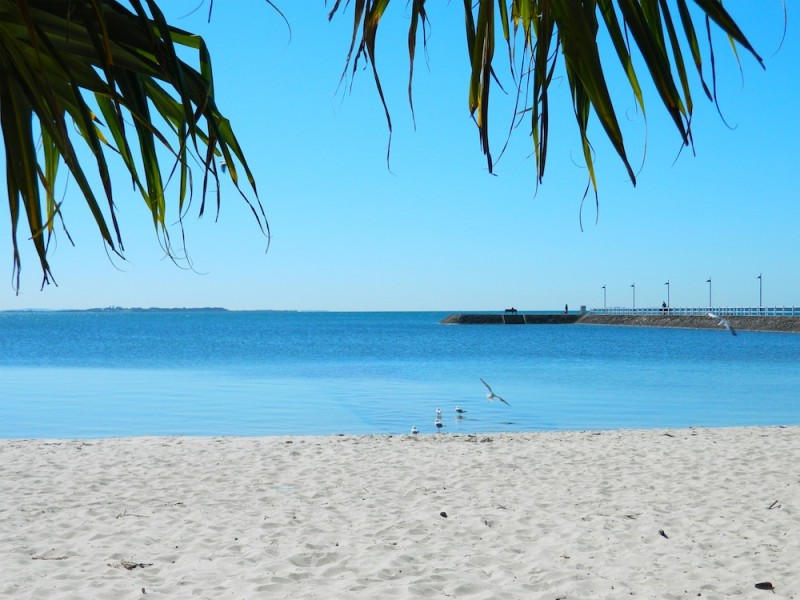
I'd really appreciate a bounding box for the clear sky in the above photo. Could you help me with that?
[1,2,797,312]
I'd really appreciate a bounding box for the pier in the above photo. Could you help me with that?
[442,307,800,333]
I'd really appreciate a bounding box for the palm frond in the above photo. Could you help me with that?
[0,0,266,291]
[327,0,764,200]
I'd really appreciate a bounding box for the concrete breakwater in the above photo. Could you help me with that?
[441,313,581,325]
[442,313,800,333]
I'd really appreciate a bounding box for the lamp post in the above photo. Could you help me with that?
[706,278,712,309]
[602,285,607,310]
[631,283,636,310]
[664,280,670,308]
[757,273,763,312]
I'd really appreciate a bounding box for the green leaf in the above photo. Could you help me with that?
[0,0,265,291]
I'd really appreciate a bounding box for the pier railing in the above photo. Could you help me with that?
[589,306,799,317]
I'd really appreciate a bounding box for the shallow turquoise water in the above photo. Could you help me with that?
[1,310,798,438]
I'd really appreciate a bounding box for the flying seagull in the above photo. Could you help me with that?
[708,312,737,336]
[480,378,510,406]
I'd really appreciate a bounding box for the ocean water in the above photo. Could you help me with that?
[1,310,798,439]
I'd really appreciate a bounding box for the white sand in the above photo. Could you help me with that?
[1,427,798,599]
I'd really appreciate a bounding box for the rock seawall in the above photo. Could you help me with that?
[576,314,800,333]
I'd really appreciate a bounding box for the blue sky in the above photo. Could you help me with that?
[1,1,797,311]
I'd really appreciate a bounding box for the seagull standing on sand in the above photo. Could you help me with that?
[410,426,419,435]
[708,312,737,336]
[480,378,510,406]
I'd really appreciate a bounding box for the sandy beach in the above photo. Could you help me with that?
[2,427,798,599]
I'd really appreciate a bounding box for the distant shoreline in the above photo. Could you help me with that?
[0,307,229,313]
[442,313,800,333]
[0,307,301,313]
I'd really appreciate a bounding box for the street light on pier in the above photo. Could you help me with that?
[706,278,712,309]
[664,280,670,308]
[757,273,763,311]
[631,283,636,310]
[602,285,607,310]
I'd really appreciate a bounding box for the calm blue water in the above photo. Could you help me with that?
[1,310,798,438]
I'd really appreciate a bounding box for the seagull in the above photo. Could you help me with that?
[410,425,419,435]
[708,312,737,336]
[719,318,737,336]
[455,406,466,414]
[435,408,444,430]
[480,378,510,406]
